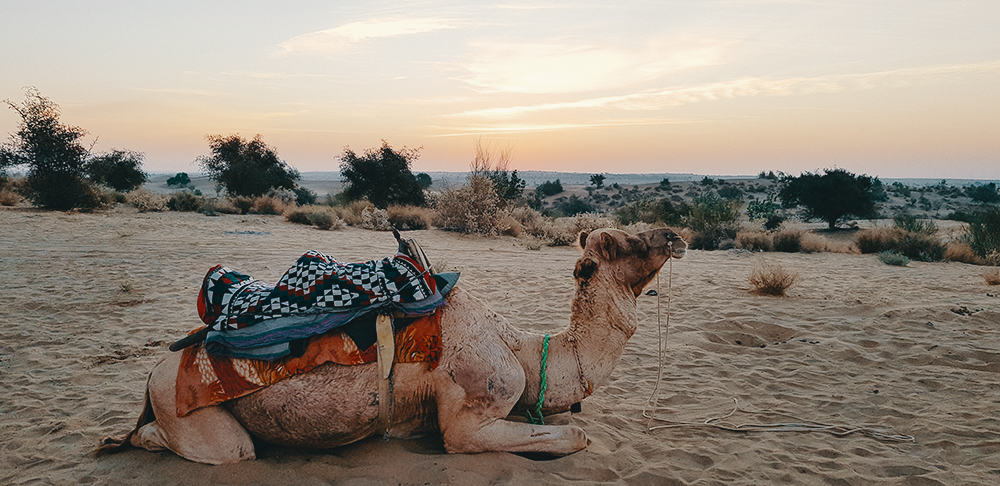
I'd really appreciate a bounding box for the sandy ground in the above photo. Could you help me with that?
[1,207,998,485]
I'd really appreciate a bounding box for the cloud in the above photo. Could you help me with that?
[451,60,1000,118]
[456,37,728,94]
[279,17,461,54]
[429,118,695,137]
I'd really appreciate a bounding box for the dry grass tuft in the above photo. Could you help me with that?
[0,189,23,206]
[125,189,166,212]
[749,261,798,296]
[360,207,391,231]
[308,208,343,230]
[387,205,433,230]
[499,215,522,237]
[434,175,504,235]
[944,243,984,265]
[251,195,287,215]
[736,230,772,252]
[772,230,803,253]
[855,228,901,254]
[983,268,1000,285]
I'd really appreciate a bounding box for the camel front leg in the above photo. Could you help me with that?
[443,416,587,456]
[433,344,587,456]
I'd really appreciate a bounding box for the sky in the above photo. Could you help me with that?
[1,0,998,178]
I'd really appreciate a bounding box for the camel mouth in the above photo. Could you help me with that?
[671,248,686,259]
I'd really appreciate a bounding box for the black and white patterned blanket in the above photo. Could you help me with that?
[197,250,435,331]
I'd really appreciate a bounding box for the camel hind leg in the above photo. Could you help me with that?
[102,352,256,464]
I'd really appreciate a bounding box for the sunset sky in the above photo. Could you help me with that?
[1,1,998,178]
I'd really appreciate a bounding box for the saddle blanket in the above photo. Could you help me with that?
[176,310,443,417]
[199,250,436,331]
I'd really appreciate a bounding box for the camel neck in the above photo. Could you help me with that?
[513,270,638,413]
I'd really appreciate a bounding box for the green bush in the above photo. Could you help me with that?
[536,179,563,197]
[878,251,910,266]
[340,140,425,208]
[88,150,147,192]
[231,196,253,214]
[968,208,1000,259]
[893,214,937,235]
[895,232,945,262]
[685,193,740,249]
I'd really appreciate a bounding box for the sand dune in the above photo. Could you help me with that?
[1,207,998,484]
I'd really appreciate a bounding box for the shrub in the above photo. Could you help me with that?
[616,198,689,226]
[293,186,317,205]
[855,228,900,254]
[983,268,1000,285]
[499,215,522,237]
[284,207,313,225]
[536,179,563,197]
[166,191,203,212]
[968,208,1000,260]
[893,214,937,235]
[749,262,798,296]
[340,140,425,208]
[509,206,546,237]
[878,251,910,266]
[125,189,166,212]
[361,207,391,231]
[966,182,1000,203]
[166,172,191,187]
[251,195,286,215]
[435,175,503,235]
[0,189,21,206]
[943,243,983,265]
[685,193,740,250]
[308,210,342,230]
[896,232,945,262]
[555,195,594,216]
[746,195,784,230]
[387,205,432,230]
[212,198,241,215]
[736,231,773,252]
[87,149,147,192]
[779,169,877,229]
[470,142,526,205]
[772,230,803,253]
[331,200,371,226]
[231,196,254,214]
[198,134,299,197]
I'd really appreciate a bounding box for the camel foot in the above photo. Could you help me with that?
[443,419,588,456]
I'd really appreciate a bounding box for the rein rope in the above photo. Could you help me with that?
[640,252,914,443]
[526,333,551,425]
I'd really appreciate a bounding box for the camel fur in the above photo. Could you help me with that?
[98,227,686,464]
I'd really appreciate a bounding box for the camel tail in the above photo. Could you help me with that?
[96,374,156,456]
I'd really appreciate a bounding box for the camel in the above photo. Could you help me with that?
[100,227,686,464]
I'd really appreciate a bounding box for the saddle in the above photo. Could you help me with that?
[169,229,455,355]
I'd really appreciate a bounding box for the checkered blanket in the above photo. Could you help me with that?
[198,250,436,332]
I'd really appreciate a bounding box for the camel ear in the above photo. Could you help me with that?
[578,231,589,249]
[574,256,598,280]
[598,232,619,259]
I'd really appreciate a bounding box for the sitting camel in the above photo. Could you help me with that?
[100,227,686,464]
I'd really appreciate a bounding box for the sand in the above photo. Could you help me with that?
[1,207,998,485]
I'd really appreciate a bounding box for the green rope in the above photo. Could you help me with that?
[526,333,550,425]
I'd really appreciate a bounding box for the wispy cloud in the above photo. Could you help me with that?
[429,118,695,137]
[130,87,227,97]
[279,17,461,54]
[456,37,728,94]
[451,60,1000,118]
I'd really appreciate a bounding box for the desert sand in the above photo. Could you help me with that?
[1,207,998,485]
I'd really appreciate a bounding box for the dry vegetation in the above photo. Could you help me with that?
[748,261,798,296]
[984,268,1000,285]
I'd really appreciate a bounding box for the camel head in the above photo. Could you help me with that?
[574,227,686,296]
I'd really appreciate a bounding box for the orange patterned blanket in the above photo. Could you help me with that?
[175,311,442,417]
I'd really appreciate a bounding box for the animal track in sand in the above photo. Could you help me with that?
[701,320,798,348]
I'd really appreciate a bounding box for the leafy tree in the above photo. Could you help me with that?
[536,179,563,197]
[485,169,525,203]
[685,192,741,249]
[966,183,1000,203]
[167,172,191,187]
[416,172,432,189]
[590,173,605,188]
[0,88,93,209]
[198,134,299,197]
[658,178,671,189]
[339,140,425,208]
[88,149,147,192]
[556,195,594,216]
[779,168,876,229]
